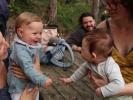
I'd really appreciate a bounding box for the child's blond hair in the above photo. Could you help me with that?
[15,12,43,32]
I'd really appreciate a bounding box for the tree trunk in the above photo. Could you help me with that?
[49,0,57,26]
[91,0,100,22]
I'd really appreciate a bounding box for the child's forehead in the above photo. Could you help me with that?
[25,21,43,27]
[19,22,42,30]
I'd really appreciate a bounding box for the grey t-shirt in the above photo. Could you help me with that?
[70,57,125,97]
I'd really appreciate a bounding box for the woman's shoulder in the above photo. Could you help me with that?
[97,18,111,29]
[97,20,106,29]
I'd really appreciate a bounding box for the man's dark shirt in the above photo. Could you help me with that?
[0,0,9,36]
[66,26,87,47]
[0,0,9,20]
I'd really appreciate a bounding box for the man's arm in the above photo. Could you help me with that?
[66,27,85,47]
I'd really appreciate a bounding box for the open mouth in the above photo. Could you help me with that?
[32,40,39,45]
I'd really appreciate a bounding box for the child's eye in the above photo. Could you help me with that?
[39,32,42,35]
[32,33,37,34]
[32,33,37,35]
[32,32,42,35]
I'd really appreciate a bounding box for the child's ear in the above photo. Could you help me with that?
[17,28,23,38]
[91,52,97,59]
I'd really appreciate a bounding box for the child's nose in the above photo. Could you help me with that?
[37,34,41,39]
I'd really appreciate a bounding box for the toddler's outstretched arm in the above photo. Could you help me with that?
[60,77,73,85]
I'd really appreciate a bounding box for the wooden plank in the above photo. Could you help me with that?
[54,65,94,99]
[41,65,83,100]
[40,65,65,100]
[40,51,104,100]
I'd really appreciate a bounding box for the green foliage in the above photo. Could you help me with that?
[8,0,91,34]
[8,0,49,15]
[9,0,49,20]
[57,0,91,34]
[9,0,33,14]
[9,3,22,14]
[8,0,49,30]
[20,0,32,4]
[38,0,49,5]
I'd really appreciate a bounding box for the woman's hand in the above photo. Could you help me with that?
[20,85,38,100]
[89,74,108,89]
[11,63,28,80]
[11,54,42,80]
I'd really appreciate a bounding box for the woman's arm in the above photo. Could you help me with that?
[115,82,133,96]
[97,20,106,29]
[11,54,42,80]
[94,62,125,97]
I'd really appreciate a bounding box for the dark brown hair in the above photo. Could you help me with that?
[106,0,133,19]
[79,12,94,25]
[82,28,113,58]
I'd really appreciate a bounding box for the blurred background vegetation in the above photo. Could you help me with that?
[57,0,91,34]
[8,0,49,27]
[8,0,107,35]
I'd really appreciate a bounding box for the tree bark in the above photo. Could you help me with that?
[91,0,100,22]
[49,0,57,26]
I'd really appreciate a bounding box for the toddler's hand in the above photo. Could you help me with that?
[60,77,73,85]
[44,78,53,89]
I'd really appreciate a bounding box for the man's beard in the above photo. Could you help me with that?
[85,26,94,32]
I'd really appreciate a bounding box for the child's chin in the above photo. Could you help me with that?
[2,53,8,60]
[32,43,38,46]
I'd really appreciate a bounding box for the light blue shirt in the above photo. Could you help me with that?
[7,38,49,93]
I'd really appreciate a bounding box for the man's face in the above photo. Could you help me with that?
[82,16,95,32]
